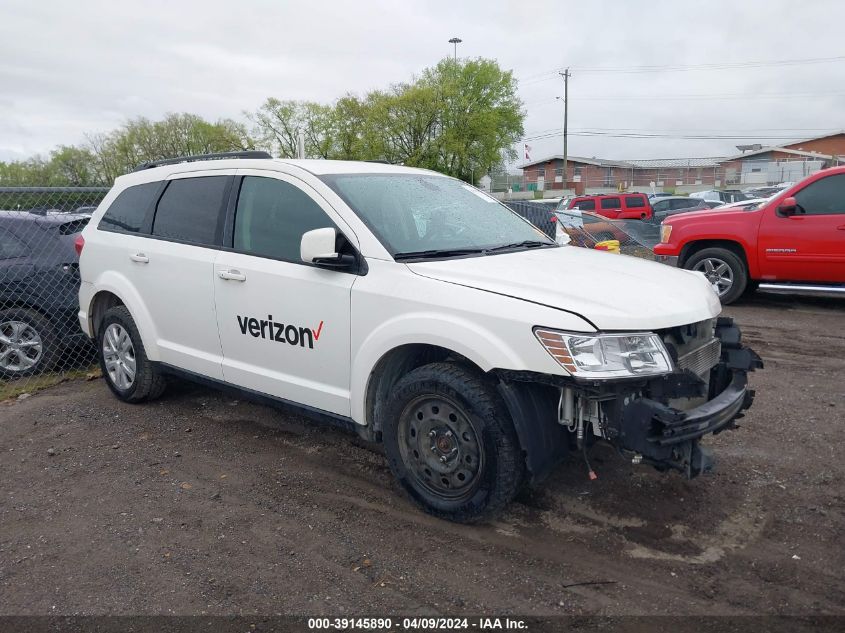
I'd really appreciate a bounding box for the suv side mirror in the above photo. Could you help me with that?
[300,227,356,269]
[777,196,799,217]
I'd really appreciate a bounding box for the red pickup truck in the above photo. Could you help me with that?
[654,166,845,304]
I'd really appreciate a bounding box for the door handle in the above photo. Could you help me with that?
[129,253,149,263]
[837,225,845,231]
[218,269,247,282]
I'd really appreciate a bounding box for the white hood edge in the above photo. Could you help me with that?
[406,246,721,331]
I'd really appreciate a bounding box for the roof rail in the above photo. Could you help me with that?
[133,150,273,172]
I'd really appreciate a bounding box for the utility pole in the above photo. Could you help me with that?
[560,68,570,194]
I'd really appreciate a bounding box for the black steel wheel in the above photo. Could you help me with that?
[382,361,525,523]
[397,394,484,501]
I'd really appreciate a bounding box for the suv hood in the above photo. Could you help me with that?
[407,247,720,331]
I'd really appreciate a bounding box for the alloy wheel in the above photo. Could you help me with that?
[0,320,43,372]
[694,257,734,296]
[102,323,136,390]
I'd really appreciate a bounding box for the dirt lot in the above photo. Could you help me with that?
[1,293,843,618]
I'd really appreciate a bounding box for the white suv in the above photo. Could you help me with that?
[77,151,761,522]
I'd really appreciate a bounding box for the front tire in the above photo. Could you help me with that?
[97,306,166,403]
[382,362,524,523]
[685,247,748,305]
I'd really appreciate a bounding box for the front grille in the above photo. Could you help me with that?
[677,337,721,376]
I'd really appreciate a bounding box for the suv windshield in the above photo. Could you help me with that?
[320,173,555,259]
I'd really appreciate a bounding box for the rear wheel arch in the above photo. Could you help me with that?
[87,287,159,360]
[89,290,125,339]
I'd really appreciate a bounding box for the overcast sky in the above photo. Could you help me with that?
[1,0,844,167]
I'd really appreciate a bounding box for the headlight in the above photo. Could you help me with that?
[534,328,673,378]
[660,224,672,243]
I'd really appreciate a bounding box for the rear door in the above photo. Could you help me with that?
[213,170,358,416]
[758,173,845,282]
[622,194,650,219]
[597,196,622,219]
[129,172,232,378]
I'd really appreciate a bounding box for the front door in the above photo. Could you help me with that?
[758,173,845,282]
[213,171,358,417]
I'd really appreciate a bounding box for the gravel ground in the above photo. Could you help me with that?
[1,292,843,618]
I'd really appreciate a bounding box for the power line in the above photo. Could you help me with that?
[523,92,845,107]
[518,54,845,84]
[520,130,826,142]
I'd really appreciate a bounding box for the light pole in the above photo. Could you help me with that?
[448,37,462,62]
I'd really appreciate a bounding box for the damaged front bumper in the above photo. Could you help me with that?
[497,317,762,482]
[604,316,762,477]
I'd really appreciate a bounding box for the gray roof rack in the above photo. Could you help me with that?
[133,150,272,172]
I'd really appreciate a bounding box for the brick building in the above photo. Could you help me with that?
[520,155,722,195]
[718,131,845,186]
[519,132,845,194]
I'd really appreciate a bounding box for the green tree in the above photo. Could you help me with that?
[423,58,523,182]
[250,57,523,183]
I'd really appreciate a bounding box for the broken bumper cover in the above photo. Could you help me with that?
[616,317,762,477]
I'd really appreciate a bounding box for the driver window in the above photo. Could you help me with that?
[793,174,845,215]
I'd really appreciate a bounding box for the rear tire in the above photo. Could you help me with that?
[97,306,166,403]
[382,362,525,523]
[685,247,748,305]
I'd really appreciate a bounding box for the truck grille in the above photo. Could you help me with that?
[676,337,721,376]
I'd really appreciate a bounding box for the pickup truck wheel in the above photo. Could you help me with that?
[686,247,747,305]
[97,306,166,403]
[382,362,524,523]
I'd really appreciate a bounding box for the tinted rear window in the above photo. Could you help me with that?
[152,176,229,246]
[600,197,621,209]
[98,182,160,233]
[624,195,645,208]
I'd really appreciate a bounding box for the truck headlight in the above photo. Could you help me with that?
[534,328,673,378]
[660,224,672,243]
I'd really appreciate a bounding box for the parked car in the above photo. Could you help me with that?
[648,192,674,200]
[712,198,770,211]
[649,196,710,222]
[0,211,91,377]
[743,185,787,199]
[654,166,845,304]
[78,151,760,522]
[699,200,724,209]
[552,209,631,247]
[527,197,562,211]
[691,189,751,204]
[566,193,653,220]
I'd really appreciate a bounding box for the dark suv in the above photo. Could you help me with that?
[0,211,91,377]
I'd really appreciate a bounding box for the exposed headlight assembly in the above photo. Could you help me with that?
[534,328,674,378]
[660,224,672,243]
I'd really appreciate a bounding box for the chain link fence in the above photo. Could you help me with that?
[0,187,109,399]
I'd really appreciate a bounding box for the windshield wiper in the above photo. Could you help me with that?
[393,248,487,261]
[484,240,554,253]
